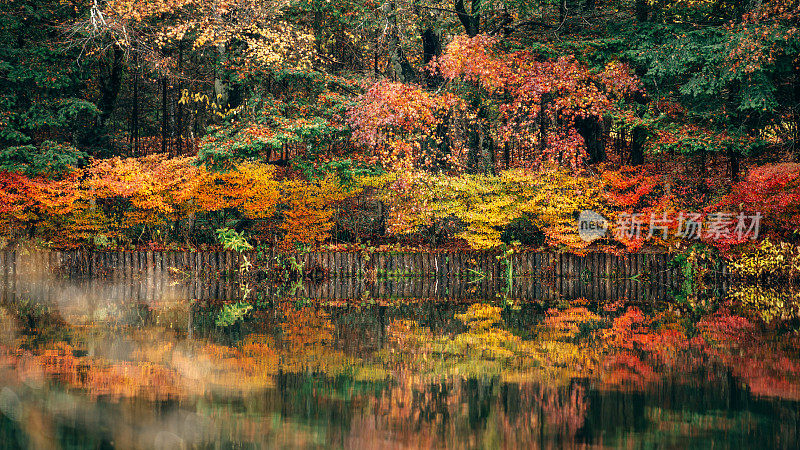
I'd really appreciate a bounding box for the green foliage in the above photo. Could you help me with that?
[293,158,384,188]
[0,1,102,174]
[197,71,359,169]
[215,302,253,327]
[623,11,799,156]
[497,243,517,301]
[671,245,721,313]
[0,141,86,175]
[216,228,253,253]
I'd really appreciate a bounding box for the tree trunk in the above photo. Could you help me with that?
[455,0,481,37]
[214,43,230,111]
[422,27,443,87]
[728,148,740,182]
[129,53,139,154]
[575,116,606,164]
[630,126,647,165]
[635,0,649,22]
[161,76,168,154]
[99,47,124,127]
[383,1,416,82]
[539,93,551,157]
[794,62,800,157]
[176,44,184,155]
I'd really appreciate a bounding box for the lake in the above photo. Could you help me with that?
[0,274,797,449]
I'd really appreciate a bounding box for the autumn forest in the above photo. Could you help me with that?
[1,1,800,448]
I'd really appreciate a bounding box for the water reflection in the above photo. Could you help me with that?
[0,275,797,448]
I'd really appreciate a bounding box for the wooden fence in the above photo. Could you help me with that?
[0,249,716,282]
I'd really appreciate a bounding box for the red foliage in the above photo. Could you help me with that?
[347,81,457,169]
[718,163,800,239]
[433,35,642,168]
[0,171,37,216]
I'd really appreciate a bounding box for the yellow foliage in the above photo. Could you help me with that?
[730,286,800,324]
[731,239,800,279]
[374,167,613,250]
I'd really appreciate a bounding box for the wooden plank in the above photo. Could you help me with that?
[143,251,151,275]
[109,251,116,280]
[329,252,337,277]
[555,253,563,278]
[568,253,576,279]
[154,251,161,276]
[525,253,532,278]
[620,252,630,286]
[122,251,129,278]
[390,252,398,277]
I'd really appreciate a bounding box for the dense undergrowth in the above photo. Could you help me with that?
[0,155,797,256]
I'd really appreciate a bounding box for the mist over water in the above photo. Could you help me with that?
[0,270,797,449]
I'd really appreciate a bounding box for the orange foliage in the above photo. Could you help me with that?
[86,154,201,227]
[190,161,280,219]
[0,171,41,236]
[0,154,360,248]
[719,163,800,238]
[278,175,353,249]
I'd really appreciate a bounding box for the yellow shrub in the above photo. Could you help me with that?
[376,167,613,250]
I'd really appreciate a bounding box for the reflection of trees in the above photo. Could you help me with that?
[729,284,800,324]
[277,306,386,379]
[347,378,591,448]
[381,304,605,383]
[594,306,800,401]
[348,304,601,447]
[3,296,800,447]
[0,304,390,403]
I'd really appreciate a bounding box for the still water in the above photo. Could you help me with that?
[0,275,798,449]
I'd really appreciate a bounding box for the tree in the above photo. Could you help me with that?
[0,0,95,173]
